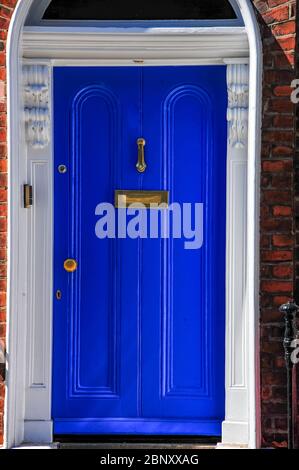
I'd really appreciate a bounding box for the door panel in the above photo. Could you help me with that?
[53,66,227,435]
[53,68,141,419]
[141,68,227,421]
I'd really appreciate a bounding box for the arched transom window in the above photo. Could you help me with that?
[26,0,243,26]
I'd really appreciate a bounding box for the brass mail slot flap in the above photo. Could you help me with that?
[115,190,169,208]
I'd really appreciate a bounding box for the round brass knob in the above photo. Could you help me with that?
[63,258,78,273]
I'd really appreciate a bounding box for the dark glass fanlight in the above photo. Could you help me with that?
[43,0,237,21]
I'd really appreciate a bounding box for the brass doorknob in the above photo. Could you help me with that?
[63,258,78,273]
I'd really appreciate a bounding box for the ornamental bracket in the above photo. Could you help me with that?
[23,64,50,149]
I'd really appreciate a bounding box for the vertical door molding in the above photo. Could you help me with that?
[22,62,54,443]
[221,62,250,446]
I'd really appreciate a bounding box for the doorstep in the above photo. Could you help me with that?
[13,444,59,449]
[57,443,216,450]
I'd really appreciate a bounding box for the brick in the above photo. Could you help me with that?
[268,0,291,6]
[275,356,285,368]
[0,322,5,338]
[262,160,292,172]
[261,218,292,231]
[4,1,18,7]
[272,21,296,36]
[272,235,293,247]
[272,264,293,278]
[261,235,271,249]
[290,1,296,18]
[263,190,292,203]
[0,189,7,203]
[263,5,289,24]
[263,324,284,338]
[272,174,292,187]
[264,70,294,85]
[261,205,270,218]
[0,145,7,159]
[0,17,10,30]
[272,295,292,306]
[272,386,287,399]
[261,340,285,354]
[0,248,7,260]
[0,68,6,82]
[267,99,294,113]
[271,439,288,448]
[261,175,271,188]
[0,233,7,248]
[0,6,13,20]
[0,218,7,233]
[272,145,293,156]
[276,36,296,51]
[0,160,7,172]
[0,292,5,308]
[255,1,269,14]
[262,370,287,387]
[274,51,295,67]
[261,308,285,322]
[0,104,7,115]
[261,264,272,278]
[272,205,292,216]
[0,264,6,278]
[261,293,275,308]
[0,174,7,187]
[261,281,293,293]
[0,205,7,217]
[261,251,293,262]
[263,130,294,143]
[261,385,272,400]
[273,114,293,128]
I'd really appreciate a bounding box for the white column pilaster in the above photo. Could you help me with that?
[221,63,250,446]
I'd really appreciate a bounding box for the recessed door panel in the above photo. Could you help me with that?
[53,68,140,419]
[141,68,226,421]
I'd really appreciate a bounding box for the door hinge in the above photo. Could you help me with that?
[24,184,33,208]
[0,339,5,381]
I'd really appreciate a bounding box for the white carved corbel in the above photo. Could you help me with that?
[23,65,50,148]
[227,64,249,148]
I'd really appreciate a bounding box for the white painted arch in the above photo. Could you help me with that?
[4,0,262,448]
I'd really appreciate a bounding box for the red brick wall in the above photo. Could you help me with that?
[295,0,299,450]
[253,0,298,448]
[0,0,298,448]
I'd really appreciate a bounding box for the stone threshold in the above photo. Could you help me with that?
[13,442,216,450]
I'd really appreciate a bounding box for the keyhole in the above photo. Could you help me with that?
[58,164,67,174]
[56,290,62,300]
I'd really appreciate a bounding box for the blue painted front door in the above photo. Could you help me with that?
[53,66,227,436]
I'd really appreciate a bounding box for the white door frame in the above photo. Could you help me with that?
[4,0,262,449]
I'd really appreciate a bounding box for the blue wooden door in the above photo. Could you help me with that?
[53,66,227,436]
